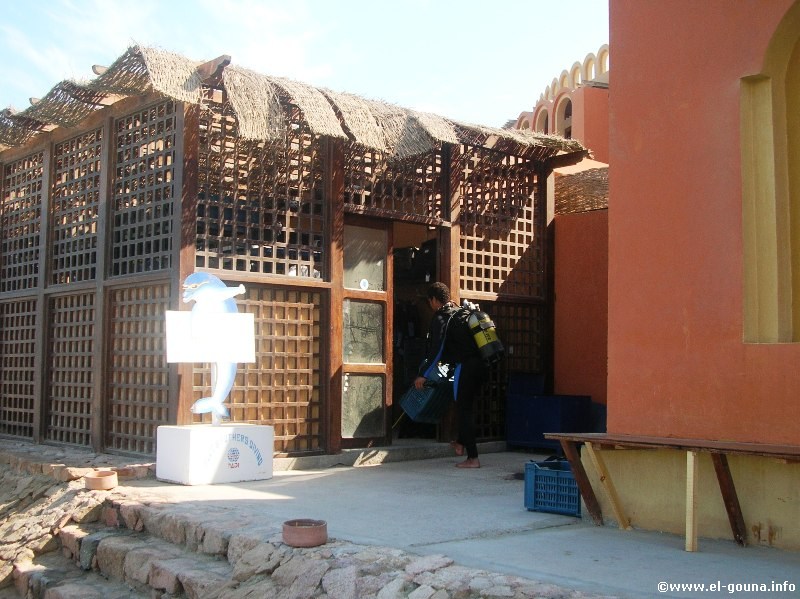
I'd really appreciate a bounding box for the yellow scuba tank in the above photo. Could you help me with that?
[462,302,505,364]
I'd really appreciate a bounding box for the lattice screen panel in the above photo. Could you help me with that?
[197,96,326,279]
[51,129,102,284]
[46,293,95,447]
[455,146,542,297]
[106,284,171,455]
[0,299,37,438]
[471,301,544,441]
[343,148,445,222]
[1,152,43,293]
[193,286,323,454]
[110,101,176,277]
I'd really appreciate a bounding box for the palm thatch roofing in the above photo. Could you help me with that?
[554,162,609,215]
[0,45,586,162]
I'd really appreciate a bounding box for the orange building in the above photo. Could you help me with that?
[601,0,800,548]
[515,46,610,410]
[516,45,609,164]
[519,1,800,550]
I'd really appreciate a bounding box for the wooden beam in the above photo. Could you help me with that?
[685,451,699,552]
[585,442,631,530]
[325,138,345,454]
[174,102,199,425]
[711,453,747,547]
[560,439,604,525]
[197,55,232,85]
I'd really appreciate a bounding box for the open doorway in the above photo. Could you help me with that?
[391,222,440,442]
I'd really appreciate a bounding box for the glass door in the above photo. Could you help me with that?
[341,222,391,446]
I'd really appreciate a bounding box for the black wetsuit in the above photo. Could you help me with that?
[419,303,488,459]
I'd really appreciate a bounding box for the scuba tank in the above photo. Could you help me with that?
[461,301,505,364]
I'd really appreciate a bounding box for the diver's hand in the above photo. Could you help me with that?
[414,376,427,390]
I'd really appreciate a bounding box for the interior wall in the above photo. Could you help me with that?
[607,0,800,444]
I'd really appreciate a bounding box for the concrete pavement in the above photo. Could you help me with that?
[118,446,800,599]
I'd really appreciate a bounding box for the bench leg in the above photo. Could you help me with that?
[711,453,747,547]
[685,451,699,552]
[585,442,631,530]
[560,440,604,525]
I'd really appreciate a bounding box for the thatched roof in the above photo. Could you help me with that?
[1,45,586,162]
[554,162,609,215]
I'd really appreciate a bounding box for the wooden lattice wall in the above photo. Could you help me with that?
[51,130,101,285]
[0,98,177,454]
[343,146,445,223]
[456,146,542,297]
[0,86,554,455]
[1,153,43,293]
[196,96,326,278]
[111,102,176,276]
[106,284,171,455]
[0,299,37,438]
[45,293,95,446]
[192,94,326,454]
[454,145,545,441]
[192,286,324,454]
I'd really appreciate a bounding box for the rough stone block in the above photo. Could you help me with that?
[124,544,182,585]
[95,534,146,580]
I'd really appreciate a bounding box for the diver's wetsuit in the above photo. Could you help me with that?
[419,303,488,460]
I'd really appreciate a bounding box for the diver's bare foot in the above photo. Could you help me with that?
[450,441,465,456]
[456,458,480,468]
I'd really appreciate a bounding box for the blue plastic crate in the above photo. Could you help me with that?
[524,460,581,517]
[399,381,453,423]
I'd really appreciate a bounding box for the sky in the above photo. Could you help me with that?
[0,0,609,128]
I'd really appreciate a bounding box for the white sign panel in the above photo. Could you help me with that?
[165,311,256,363]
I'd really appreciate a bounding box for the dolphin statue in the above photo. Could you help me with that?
[181,272,246,425]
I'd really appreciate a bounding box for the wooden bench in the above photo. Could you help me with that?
[544,432,800,551]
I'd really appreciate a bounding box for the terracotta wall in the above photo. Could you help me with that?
[570,86,609,164]
[554,210,608,405]
[607,0,799,444]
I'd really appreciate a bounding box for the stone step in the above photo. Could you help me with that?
[11,551,148,599]
[10,523,235,599]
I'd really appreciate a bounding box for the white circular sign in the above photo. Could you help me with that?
[359,278,369,290]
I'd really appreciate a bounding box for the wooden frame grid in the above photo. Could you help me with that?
[1,152,44,292]
[110,100,177,277]
[470,301,544,440]
[192,285,323,454]
[196,94,326,279]
[50,129,102,284]
[455,146,541,297]
[45,292,95,447]
[343,147,445,223]
[106,283,171,455]
[0,299,37,438]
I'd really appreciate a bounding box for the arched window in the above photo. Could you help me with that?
[535,110,549,134]
[556,97,572,139]
[742,1,800,342]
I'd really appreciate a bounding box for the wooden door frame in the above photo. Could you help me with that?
[338,215,394,449]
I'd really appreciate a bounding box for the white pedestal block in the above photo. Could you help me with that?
[156,424,274,485]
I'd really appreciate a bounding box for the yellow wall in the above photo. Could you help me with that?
[583,449,800,550]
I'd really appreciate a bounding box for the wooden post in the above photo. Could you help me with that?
[711,453,747,546]
[585,442,631,530]
[560,440,604,525]
[685,450,699,552]
[31,144,52,444]
[174,102,199,425]
[91,115,113,451]
[325,138,345,454]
